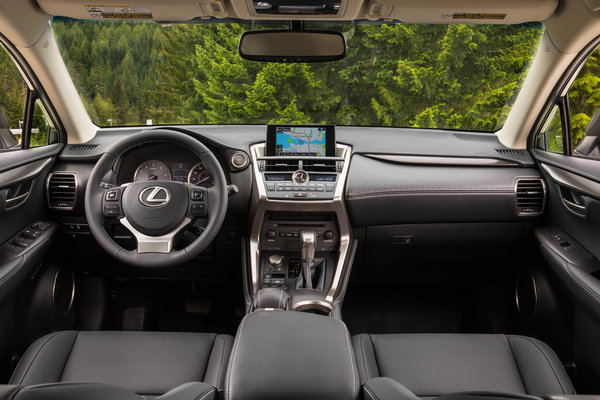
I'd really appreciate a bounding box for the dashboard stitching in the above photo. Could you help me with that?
[348,187,513,195]
[347,191,514,200]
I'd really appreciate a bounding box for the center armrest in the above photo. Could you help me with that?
[225,310,358,400]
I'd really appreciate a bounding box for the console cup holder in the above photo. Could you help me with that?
[292,300,333,316]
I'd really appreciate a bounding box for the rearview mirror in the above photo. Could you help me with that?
[239,30,346,62]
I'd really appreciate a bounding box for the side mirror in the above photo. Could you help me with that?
[239,30,346,62]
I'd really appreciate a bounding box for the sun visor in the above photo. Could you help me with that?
[36,0,228,21]
[371,0,558,23]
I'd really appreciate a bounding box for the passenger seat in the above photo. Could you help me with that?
[10,331,233,398]
[353,334,575,398]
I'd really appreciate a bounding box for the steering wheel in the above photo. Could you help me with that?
[84,129,228,268]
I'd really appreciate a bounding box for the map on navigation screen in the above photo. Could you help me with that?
[275,126,327,157]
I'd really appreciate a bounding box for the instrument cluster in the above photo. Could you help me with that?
[133,159,214,187]
[116,143,216,188]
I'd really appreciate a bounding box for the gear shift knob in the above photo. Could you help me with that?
[301,231,316,260]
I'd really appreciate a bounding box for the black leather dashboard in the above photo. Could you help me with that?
[345,154,542,227]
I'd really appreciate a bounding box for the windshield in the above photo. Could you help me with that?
[51,18,543,131]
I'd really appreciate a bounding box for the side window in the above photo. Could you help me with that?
[0,44,26,149]
[567,47,600,158]
[536,105,565,154]
[31,99,56,147]
[0,42,58,150]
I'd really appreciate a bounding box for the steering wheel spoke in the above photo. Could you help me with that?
[120,216,191,254]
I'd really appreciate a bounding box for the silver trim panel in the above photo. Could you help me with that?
[231,152,250,169]
[365,154,519,167]
[541,163,600,199]
[120,216,191,253]
[514,177,547,216]
[6,192,30,207]
[249,143,353,303]
[46,171,78,210]
[292,300,333,315]
[52,266,76,318]
[0,157,52,188]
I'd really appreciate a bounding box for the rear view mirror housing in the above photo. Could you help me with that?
[239,30,346,62]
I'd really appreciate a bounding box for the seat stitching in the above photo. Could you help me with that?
[359,335,371,381]
[57,332,79,381]
[204,333,218,384]
[327,317,358,399]
[509,335,570,394]
[344,327,357,400]
[14,332,67,385]
[195,387,217,400]
[369,334,381,378]
[505,335,528,394]
[363,384,379,400]
[227,314,248,400]
[214,335,227,389]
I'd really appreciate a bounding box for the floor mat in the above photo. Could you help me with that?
[107,280,243,335]
[342,283,463,335]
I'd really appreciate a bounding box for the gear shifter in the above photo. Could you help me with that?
[296,231,326,290]
[301,231,317,290]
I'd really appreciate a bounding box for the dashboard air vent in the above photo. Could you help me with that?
[515,178,545,215]
[69,144,99,151]
[496,149,521,156]
[264,159,300,172]
[47,172,77,210]
[302,159,338,172]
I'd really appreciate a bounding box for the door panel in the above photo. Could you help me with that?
[0,148,59,380]
[533,152,600,392]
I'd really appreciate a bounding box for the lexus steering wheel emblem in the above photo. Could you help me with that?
[139,186,171,207]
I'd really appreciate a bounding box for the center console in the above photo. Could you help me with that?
[247,124,355,315]
[225,310,358,400]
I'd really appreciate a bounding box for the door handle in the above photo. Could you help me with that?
[560,186,587,216]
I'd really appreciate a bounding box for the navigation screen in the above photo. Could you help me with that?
[275,126,327,157]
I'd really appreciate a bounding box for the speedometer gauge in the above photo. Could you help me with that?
[134,160,172,182]
[187,161,214,187]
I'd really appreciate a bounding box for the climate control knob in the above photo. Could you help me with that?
[266,230,276,239]
[324,230,334,240]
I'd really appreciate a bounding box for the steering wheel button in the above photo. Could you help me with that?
[103,204,120,216]
[191,189,205,201]
[190,203,207,216]
[105,190,120,201]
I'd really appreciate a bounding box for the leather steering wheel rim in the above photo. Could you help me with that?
[84,129,228,268]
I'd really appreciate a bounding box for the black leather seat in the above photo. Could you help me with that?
[9,331,233,398]
[353,334,575,398]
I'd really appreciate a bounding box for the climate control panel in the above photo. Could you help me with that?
[260,219,338,252]
[257,157,344,200]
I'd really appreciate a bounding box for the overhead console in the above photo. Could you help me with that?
[248,125,354,314]
[259,124,344,200]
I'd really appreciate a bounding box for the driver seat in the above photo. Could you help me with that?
[9,331,233,398]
